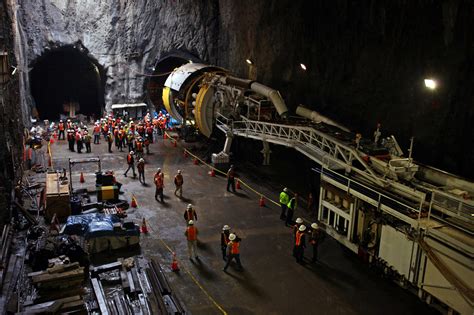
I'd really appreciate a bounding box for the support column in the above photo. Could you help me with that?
[260,140,271,165]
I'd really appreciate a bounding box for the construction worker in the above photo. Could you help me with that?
[310,223,321,263]
[127,132,134,152]
[124,151,136,178]
[220,225,231,261]
[75,130,83,153]
[184,220,198,260]
[144,135,151,154]
[67,129,75,152]
[226,165,236,192]
[58,120,65,140]
[279,187,290,220]
[286,193,298,226]
[223,233,243,272]
[183,204,197,222]
[84,131,92,153]
[135,137,144,160]
[137,158,145,184]
[93,123,101,144]
[106,131,113,153]
[154,168,164,202]
[117,129,125,152]
[294,225,306,263]
[293,217,303,239]
[174,170,184,197]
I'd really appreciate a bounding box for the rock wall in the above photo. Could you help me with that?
[18,0,218,112]
[15,0,474,178]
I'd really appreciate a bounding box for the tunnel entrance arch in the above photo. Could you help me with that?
[30,44,106,121]
[145,50,201,110]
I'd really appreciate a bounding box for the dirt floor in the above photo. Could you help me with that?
[47,131,439,315]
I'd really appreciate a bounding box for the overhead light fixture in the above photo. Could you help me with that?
[424,78,437,90]
[300,63,307,71]
[246,59,253,65]
[11,66,17,75]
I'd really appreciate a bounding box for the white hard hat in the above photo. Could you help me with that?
[139,158,144,162]
[311,223,319,229]
[188,220,194,225]
[283,187,288,192]
[178,170,182,174]
[295,218,303,224]
[229,233,236,241]
[130,151,134,155]
[157,168,161,172]
[222,225,230,231]
[299,225,306,232]
[187,204,192,209]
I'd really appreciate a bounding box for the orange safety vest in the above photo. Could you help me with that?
[154,173,163,188]
[186,226,197,241]
[58,123,64,131]
[229,241,240,254]
[295,231,304,246]
[127,154,133,164]
[136,142,143,151]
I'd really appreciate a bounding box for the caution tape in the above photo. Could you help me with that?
[164,131,280,207]
[47,141,53,168]
[156,237,228,315]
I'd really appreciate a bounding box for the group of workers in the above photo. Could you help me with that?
[280,187,322,264]
[55,112,320,270]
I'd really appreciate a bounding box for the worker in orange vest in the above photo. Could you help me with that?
[93,123,101,144]
[117,129,125,152]
[154,168,164,202]
[293,218,303,240]
[58,120,65,140]
[144,135,151,155]
[220,225,231,261]
[174,170,184,197]
[223,233,243,272]
[137,158,145,185]
[184,220,199,260]
[135,137,144,159]
[226,165,236,192]
[293,225,306,264]
[83,131,92,153]
[124,151,136,178]
[183,204,197,223]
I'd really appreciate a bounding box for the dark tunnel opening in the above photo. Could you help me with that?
[145,51,201,110]
[30,46,106,121]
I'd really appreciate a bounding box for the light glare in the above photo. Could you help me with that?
[246,59,253,65]
[424,79,437,90]
[300,63,307,71]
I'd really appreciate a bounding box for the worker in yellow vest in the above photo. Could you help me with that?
[279,187,290,220]
[223,233,243,272]
[184,220,199,260]
[286,193,298,226]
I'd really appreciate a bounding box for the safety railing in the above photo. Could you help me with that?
[216,113,384,187]
[313,166,422,223]
[430,190,474,224]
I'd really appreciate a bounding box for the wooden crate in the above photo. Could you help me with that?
[45,173,71,221]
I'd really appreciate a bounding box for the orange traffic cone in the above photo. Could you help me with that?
[49,137,55,144]
[173,140,177,147]
[183,150,189,158]
[140,218,148,233]
[131,194,138,208]
[193,158,199,165]
[236,179,241,190]
[209,169,215,177]
[259,195,265,207]
[171,252,180,272]
[80,172,85,183]
[53,131,58,139]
